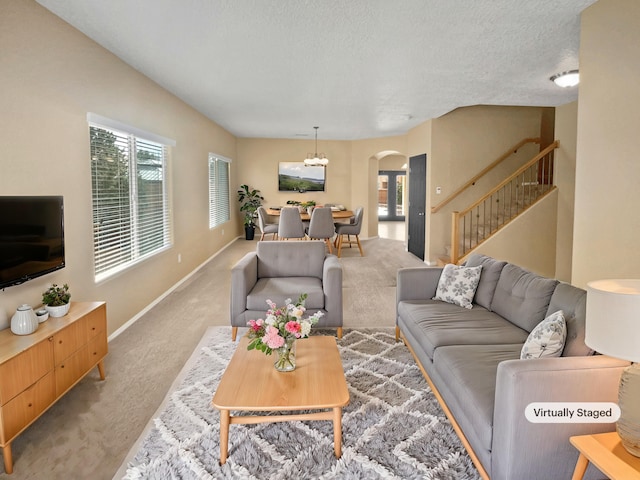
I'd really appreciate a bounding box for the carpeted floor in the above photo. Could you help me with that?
[1,236,429,479]
[115,327,480,479]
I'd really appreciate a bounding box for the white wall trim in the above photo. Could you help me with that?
[87,112,177,146]
[108,236,242,341]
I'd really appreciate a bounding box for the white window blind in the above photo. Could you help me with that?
[208,154,231,228]
[89,120,172,282]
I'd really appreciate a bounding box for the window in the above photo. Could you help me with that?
[208,153,230,228]
[88,114,174,282]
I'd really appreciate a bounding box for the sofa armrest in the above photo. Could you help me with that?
[322,254,343,325]
[396,267,443,304]
[491,355,629,480]
[230,252,258,326]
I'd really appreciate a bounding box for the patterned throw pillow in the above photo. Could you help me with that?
[433,264,482,309]
[521,310,567,359]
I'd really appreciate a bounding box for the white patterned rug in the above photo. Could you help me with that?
[115,327,480,479]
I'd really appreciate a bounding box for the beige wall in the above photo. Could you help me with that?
[572,0,640,286]
[235,138,352,211]
[554,102,578,282]
[428,106,545,263]
[0,1,238,334]
[471,191,558,277]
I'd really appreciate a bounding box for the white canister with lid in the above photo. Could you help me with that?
[10,304,39,335]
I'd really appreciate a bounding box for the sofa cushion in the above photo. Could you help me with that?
[490,264,558,332]
[433,343,523,452]
[247,277,324,310]
[465,254,507,310]
[256,240,325,279]
[433,264,482,309]
[545,282,594,357]
[521,310,566,359]
[397,300,530,359]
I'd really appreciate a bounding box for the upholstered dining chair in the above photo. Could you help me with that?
[334,206,364,257]
[305,207,335,253]
[277,207,306,240]
[256,206,278,240]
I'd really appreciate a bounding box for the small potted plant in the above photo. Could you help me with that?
[237,184,264,240]
[42,283,71,317]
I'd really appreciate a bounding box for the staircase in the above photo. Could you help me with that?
[438,140,559,265]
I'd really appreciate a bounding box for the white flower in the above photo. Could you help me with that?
[265,314,277,325]
[300,321,312,337]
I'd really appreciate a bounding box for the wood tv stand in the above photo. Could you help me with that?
[0,302,107,474]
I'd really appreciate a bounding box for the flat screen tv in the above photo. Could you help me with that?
[278,162,325,192]
[0,196,65,289]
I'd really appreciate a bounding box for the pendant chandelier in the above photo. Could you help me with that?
[304,126,329,166]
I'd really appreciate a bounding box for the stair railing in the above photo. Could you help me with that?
[431,137,540,214]
[450,141,559,264]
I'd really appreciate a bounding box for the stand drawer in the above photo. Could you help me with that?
[0,371,55,445]
[0,340,53,406]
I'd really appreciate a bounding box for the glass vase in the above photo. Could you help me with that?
[274,337,296,372]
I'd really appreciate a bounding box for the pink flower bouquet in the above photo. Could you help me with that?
[246,293,323,355]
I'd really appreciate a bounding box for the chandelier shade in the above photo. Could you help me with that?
[304,127,328,166]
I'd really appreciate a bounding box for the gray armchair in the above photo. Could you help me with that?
[230,240,343,340]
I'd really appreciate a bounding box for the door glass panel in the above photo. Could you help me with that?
[396,175,406,216]
[378,175,389,216]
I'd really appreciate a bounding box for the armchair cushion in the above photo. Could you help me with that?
[247,277,324,310]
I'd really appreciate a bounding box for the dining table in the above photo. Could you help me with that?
[265,207,354,221]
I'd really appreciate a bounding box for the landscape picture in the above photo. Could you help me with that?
[278,162,326,192]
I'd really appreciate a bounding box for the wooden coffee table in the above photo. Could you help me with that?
[212,335,349,465]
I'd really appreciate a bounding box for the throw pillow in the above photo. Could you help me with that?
[433,264,482,309]
[521,310,567,359]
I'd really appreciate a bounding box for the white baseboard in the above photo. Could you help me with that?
[108,236,242,342]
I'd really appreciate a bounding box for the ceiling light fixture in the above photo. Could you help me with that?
[550,69,580,88]
[304,126,328,166]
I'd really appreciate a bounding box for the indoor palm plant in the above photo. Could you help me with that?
[237,184,264,240]
[42,283,71,317]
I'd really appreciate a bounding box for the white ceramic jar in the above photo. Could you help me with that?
[10,304,39,335]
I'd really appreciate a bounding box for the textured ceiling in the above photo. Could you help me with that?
[36,0,596,140]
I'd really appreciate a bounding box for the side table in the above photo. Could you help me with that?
[570,431,640,480]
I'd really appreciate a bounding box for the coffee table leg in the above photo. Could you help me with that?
[333,407,343,458]
[219,409,230,465]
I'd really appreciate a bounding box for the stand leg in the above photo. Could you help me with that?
[219,410,230,465]
[571,453,589,480]
[97,360,106,380]
[2,443,13,475]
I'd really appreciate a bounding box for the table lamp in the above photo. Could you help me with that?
[586,279,640,457]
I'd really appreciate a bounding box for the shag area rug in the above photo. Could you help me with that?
[117,327,480,479]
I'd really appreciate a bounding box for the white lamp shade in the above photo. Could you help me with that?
[586,279,640,363]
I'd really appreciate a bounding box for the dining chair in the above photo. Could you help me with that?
[277,207,306,240]
[305,207,335,253]
[257,206,278,240]
[334,206,364,257]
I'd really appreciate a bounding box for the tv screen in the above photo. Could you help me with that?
[0,196,65,289]
[278,162,325,192]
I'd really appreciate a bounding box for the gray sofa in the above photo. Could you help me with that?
[395,254,629,480]
[230,240,343,341]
